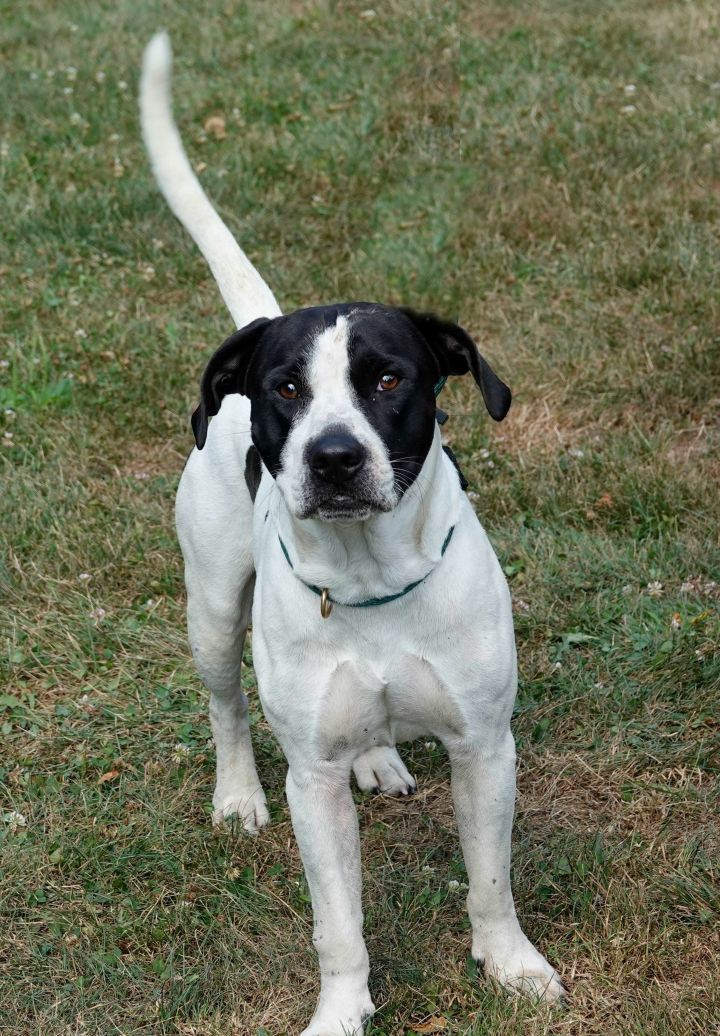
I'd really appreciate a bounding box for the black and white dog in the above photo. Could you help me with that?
[140,33,564,1035]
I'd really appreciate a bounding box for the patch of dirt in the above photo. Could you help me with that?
[115,439,187,480]
[518,751,719,849]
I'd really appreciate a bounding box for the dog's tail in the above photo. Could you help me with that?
[139,32,282,328]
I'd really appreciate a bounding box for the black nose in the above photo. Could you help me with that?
[307,431,367,485]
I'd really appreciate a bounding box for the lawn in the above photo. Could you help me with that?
[1,1,719,1034]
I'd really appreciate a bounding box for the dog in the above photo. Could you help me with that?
[140,33,565,1035]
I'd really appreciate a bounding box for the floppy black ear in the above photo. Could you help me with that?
[191,317,272,450]
[399,308,512,421]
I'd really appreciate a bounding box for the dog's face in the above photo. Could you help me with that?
[192,303,511,521]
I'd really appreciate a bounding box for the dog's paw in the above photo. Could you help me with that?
[475,933,566,1003]
[352,746,416,797]
[212,784,270,834]
[300,995,374,1036]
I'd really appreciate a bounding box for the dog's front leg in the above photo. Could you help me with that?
[449,731,565,1001]
[286,765,375,1036]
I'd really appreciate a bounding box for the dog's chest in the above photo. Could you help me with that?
[253,600,475,760]
[315,650,467,759]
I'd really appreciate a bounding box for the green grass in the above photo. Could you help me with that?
[1,1,719,1033]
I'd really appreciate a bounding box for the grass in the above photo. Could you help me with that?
[1,0,719,1033]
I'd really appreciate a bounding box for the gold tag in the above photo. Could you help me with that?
[320,588,332,619]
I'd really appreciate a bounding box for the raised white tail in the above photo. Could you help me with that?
[139,32,282,328]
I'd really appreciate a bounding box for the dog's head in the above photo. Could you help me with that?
[192,303,511,521]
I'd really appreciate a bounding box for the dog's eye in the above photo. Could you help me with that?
[377,373,400,392]
[278,382,299,400]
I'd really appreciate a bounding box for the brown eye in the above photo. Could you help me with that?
[377,372,399,392]
[278,382,299,400]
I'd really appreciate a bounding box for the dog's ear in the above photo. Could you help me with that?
[191,317,272,450]
[399,308,512,421]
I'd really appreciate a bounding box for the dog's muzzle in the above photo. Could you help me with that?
[299,429,390,521]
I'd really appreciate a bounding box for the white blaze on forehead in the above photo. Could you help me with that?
[302,316,356,433]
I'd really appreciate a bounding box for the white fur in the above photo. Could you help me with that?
[140,33,281,328]
[142,33,564,1034]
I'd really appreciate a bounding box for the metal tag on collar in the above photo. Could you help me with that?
[320,588,333,619]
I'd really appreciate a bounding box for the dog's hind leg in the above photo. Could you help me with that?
[187,574,269,833]
[176,414,269,834]
[352,745,416,797]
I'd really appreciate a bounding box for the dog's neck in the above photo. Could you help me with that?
[271,427,463,603]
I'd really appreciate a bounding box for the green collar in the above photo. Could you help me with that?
[278,525,455,618]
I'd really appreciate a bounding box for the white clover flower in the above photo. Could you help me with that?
[424,741,437,751]
[359,9,377,17]
[554,661,562,670]
[569,448,584,458]
[478,448,491,459]
[621,104,637,115]
[70,112,82,125]
[90,606,106,622]
[65,66,77,81]
[0,359,9,369]
[421,865,435,874]
[30,71,39,80]
[118,79,128,92]
[172,743,191,763]
[594,681,605,689]
[621,584,633,595]
[646,581,663,597]
[4,408,15,417]
[513,597,530,612]
[448,879,461,890]
[63,86,74,95]
[2,810,27,832]
[78,572,92,581]
[467,490,479,501]
[624,83,637,96]
[4,431,13,440]
[95,71,106,84]
[485,459,495,469]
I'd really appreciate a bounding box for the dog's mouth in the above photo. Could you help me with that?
[298,491,394,522]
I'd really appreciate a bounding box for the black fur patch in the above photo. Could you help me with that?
[442,444,469,491]
[244,444,262,502]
